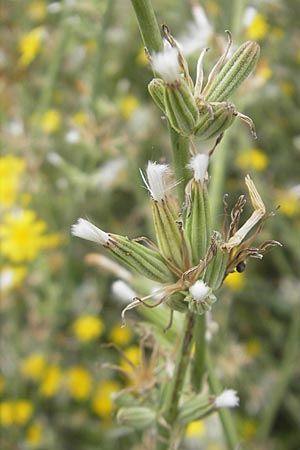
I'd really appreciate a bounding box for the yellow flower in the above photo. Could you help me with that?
[27,1,46,21]
[72,112,88,126]
[245,339,262,357]
[242,419,257,438]
[92,380,121,417]
[186,420,206,437]
[119,95,140,120]
[39,365,62,397]
[276,192,300,217]
[120,346,141,372]
[73,315,104,342]
[136,47,148,66]
[0,265,27,292]
[236,148,268,171]
[0,209,62,263]
[66,367,92,400]
[0,155,25,207]
[109,324,133,346]
[19,27,44,67]
[246,14,269,41]
[26,422,42,446]
[20,353,47,381]
[224,271,245,290]
[41,109,61,133]
[15,401,33,425]
[0,401,14,426]
[0,374,5,395]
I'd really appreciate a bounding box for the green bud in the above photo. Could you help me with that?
[204,238,228,290]
[110,235,175,283]
[166,292,189,313]
[112,392,139,408]
[178,395,213,424]
[164,78,199,136]
[148,78,166,113]
[117,406,156,430]
[204,41,260,102]
[187,292,217,315]
[194,102,236,141]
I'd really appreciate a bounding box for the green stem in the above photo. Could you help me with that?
[169,128,191,204]
[130,0,163,53]
[258,308,300,439]
[157,312,195,450]
[191,314,206,393]
[206,348,240,449]
[231,0,246,37]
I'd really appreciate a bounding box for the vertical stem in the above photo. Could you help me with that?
[169,128,191,204]
[157,312,195,450]
[191,314,206,392]
[206,348,240,449]
[258,308,300,439]
[130,0,163,53]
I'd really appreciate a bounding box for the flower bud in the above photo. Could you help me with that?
[166,292,189,313]
[194,102,236,141]
[178,395,213,424]
[117,406,156,430]
[203,41,260,102]
[148,78,166,113]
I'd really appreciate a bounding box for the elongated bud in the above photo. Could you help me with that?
[184,156,212,265]
[203,41,260,102]
[164,78,199,136]
[204,233,228,290]
[166,292,189,313]
[194,102,236,141]
[178,395,214,424]
[117,406,156,430]
[148,78,166,113]
[72,218,174,283]
[187,280,216,315]
[142,162,183,268]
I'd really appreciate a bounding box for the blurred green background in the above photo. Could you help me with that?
[1,1,299,449]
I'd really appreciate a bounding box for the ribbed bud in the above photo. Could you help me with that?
[184,173,212,265]
[194,102,236,141]
[117,406,156,430]
[110,235,175,283]
[204,244,228,290]
[178,395,213,424]
[166,292,189,313]
[164,78,199,136]
[148,78,166,113]
[112,391,138,408]
[203,41,260,102]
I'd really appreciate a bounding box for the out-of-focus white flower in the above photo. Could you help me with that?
[151,43,180,83]
[242,7,257,27]
[71,218,109,245]
[177,5,212,56]
[215,390,240,409]
[6,119,24,136]
[92,158,126,190]
[111,280,136,304]
[47,2,61,13]
[65,129,80,144]
[47,152,63,166]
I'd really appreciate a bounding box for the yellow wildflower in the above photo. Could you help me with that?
[92,380,121,418]
[0,266,27,292]
[73,315,104,342]
[0,155,25,207]
[0,375,5,395]
[242,419,257,438]
[224,271,245,290]
[15,401,33,425]
[0,209,62,263]
[119,95,140,120]
[245,339,262,357]
[19,27,44,67]
[109,324,133,347]
[186,420,206,437]
[236,148,268,172]
[26,422,42,446]
[72,111,88,126]
[246,14,269,41]
[66,367,92,400]
[41,109,61,133]
[27,1,46,21]
[20,353,47,381]
[136,47,148,66]
[276,191,299,217]
[39,365,62,397]
[0,401,14,426]
[120,346,141,372]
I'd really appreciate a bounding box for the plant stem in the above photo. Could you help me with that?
[258,307,300,440]
[206,348,240,449]
[130,0,163,53]
[191,314,206,392]
[169,128,191,204]
[157,312,195,450]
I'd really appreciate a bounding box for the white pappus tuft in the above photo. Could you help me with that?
[140,161,173,201]
[151,42,180,83]
[215,389,240,409]
[111,280,136,305]
[189,280,210,302]
[71,218,109,245]
[187,154,209,183]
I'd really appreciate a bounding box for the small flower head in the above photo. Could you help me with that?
[189,280,210,302]
[188,154,209,183]
[151,43,180,84]
[71,218,109,245]
[141,161,172,201]
[215,389,240,409]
